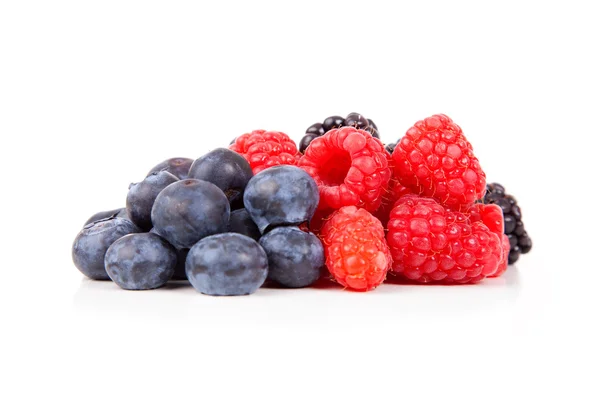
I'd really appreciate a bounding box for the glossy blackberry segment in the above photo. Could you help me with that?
[385,139,399,154]
[300,112,380,153]
[482,183,532,264]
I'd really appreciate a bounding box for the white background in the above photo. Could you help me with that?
[1,1,599,397]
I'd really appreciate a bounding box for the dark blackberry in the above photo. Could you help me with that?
[300,112,380,153]
[482,182,532,264]
[385,139,400,154]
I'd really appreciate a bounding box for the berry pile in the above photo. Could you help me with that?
[72,113,532,295]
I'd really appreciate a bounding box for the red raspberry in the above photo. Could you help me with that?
[373,176,412,227]
[299,127,391,212]
[391,114,486,210]
[387,195,502,284]
[230,130,301,174]
[321,206,392,291]
[467,203,509,277]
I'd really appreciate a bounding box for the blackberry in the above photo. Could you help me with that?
[482,183,532,264]
[299,112,380,153]
[385,139,400,154]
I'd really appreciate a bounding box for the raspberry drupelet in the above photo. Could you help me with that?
[230,130,301,174]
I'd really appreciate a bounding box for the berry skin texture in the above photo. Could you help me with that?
[299,127,391,212]
[321,206,392,291]
[126,170,180,231]
[391,114,486,211]
[105,233,177,290]
[151,179,230,249]
[467,203,508,277]
[84,208,127,226]
[186,233,268,296]
[72,217,141,280]
[147,157,193,180]
[244,166,319,234]
[259,226,324,288]
[386,195,503,284]
[230,130,301,174]
[228,208,262,241]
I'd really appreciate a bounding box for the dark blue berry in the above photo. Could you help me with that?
[151,179,230,249]
[504,214,517,234]
[299,134,318,153]
[228,208,261,240]
[306,123,325,136]
[126,170,179,230]
[84,208,126,226]
[147,157,193,180]
[72,217,140,280]
[105,233,177,290]
[172,249,189,280]
[244,166,319,233]
[345,112,370,130]
[186,233,268,296]
[188,148,253,209]
[259,226,324,288]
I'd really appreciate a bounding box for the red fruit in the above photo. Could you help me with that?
[391,114,486,210]
[299,127,391,212]
[230,130,301,174]
[321,206,392,291]
[373,176,412,227]
[386,195,502,284]
[467,203,509,277]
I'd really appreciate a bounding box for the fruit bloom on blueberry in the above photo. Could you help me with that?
[147,157,193,180]
[228,208,262,240]
[151,179,230,249]
[126,170,179,230]
[105,233,177,290]
[72,217,141,280]
[244,165,319,233]
[186,233,268,296]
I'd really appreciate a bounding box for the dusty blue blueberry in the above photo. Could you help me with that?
[72,217,141,280]
[244,165,319,233]
[259,226,324,288]
[126,170,179,230]
[186,233,268,296]
[151,179,230,249]
[105,233,177,290]
[188,148,253,209]
[228,208,261,240]
[147,157,193,180]
[84,208,127,226]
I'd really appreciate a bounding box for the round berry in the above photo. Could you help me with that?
[345,112,369,130]
[306,123,325,136]
[186,233,268,296]
[105,233,177,290]
[299,134,318,154]
[126,170,179,230]
[228,208,261,241]
[147,157,193,180]
[259,226,324,288]
[84,208,126,227]
[230,130,300,174]
[322,115,345,132]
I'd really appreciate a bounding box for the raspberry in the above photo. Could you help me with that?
[300,112,380,153]
[467,203,509,277]
[481,182,532,264]
[373,176,412,227]
[299,127,391,212]
[229,130,301,174]
[391,114,486,210]
[321,206,391,291]
[387,195,503,284]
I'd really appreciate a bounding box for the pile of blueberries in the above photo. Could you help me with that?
[72,149,324,296]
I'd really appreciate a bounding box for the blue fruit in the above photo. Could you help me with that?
[188,148,253,209]
[105,233,177,290]
[84,208,127,226]
[244,165,319,233]
[228,208,261,240]
[186,233,268,296]
[147,157,193,180]
[151,179,230,249]
[259,226,324,288]
[172,249,189,280]
[72,217,141,280]
[126,170,179,230]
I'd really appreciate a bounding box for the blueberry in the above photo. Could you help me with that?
[322,115,345,131]
[84,208,126,227]
[228,208,261,240]
[72,217,141,280]
[299,134,318,153]
[151,179,230,249]
[105,233,177,290]
[172,249,189,280]
[126,170,179,230]
[186,233,268,296]
[244,165,319,233]
[345,112,369,130]
[147,157,193,180]
[259,226,324,288]
[188,148,253,209]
